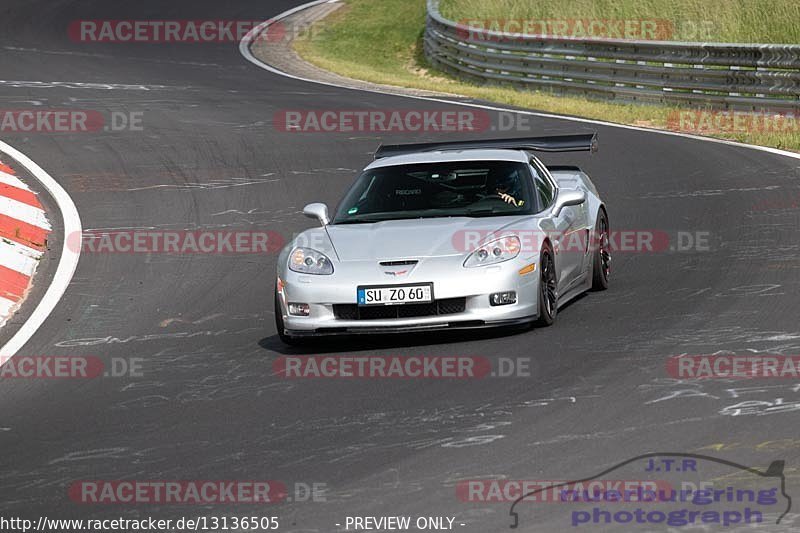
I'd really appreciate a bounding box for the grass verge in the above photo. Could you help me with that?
[293,0,800,151]
[440,0,800,44]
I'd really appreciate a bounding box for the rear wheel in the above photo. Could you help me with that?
[591,210,611,291]
[534,243,557,327]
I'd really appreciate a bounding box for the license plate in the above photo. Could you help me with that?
[357,284,433,306]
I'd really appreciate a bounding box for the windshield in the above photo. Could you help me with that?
[331,161,536,224]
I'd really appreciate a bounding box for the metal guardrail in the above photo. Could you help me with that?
[424,0,800,111]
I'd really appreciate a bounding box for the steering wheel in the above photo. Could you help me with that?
[472,194,512,206]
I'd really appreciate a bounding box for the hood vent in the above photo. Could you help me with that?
[379,260,418,266]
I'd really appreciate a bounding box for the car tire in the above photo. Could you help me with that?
[274,285,303,346]
[591,209,610,291]
[534,243,557,327]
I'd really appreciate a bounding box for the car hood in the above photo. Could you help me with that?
[325,217,523,262]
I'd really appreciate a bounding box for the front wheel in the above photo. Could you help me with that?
[591,209,611,291]
[534,243,557,327]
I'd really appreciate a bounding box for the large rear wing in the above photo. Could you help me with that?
[374,134,598,159]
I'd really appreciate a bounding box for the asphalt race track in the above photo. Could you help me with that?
[1,1,800,531]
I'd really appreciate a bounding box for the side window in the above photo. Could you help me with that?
[530,160,555,211]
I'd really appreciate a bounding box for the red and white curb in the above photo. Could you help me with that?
[0,159,51,327]
[0,140,81,359]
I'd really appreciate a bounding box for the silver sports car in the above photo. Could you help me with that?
[275,135,609,345]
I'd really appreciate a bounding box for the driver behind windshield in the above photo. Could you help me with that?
[493,170,525,207]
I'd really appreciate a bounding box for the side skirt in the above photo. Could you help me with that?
[557,273,591,310]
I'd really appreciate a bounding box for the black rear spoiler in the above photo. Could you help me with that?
[374,134,598,159]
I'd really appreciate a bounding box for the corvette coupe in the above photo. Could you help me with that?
[275,135,609,345]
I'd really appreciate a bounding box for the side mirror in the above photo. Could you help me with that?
[552,189,586,217]
[303,203,330,226]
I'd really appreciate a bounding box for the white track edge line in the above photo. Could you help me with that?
[0,140,82,358]
[240,0,800,164]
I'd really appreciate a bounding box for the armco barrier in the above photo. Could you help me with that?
[424,0,800,111]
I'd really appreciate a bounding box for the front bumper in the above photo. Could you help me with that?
[277,257,539,337]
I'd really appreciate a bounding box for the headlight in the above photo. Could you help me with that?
[289,247,334,275]
[463,236,521,268]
